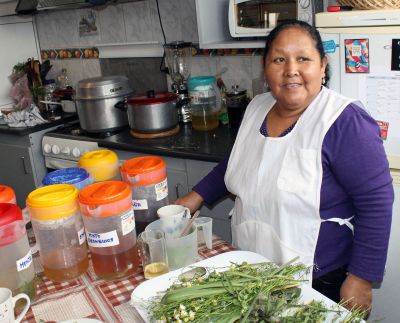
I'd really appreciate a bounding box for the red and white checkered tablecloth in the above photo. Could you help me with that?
[21,235,235,323]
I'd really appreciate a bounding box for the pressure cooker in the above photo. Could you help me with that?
[75,75,133,133]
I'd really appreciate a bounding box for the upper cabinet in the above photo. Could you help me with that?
[195,0,266,49]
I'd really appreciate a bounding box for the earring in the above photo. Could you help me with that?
[322,77,326,85]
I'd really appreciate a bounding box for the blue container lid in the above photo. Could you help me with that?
[187,76,216,91]
[42,168,91,188]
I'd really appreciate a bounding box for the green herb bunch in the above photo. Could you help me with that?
[148,258,367,323]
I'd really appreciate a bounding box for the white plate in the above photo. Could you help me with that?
[131,250,352,323]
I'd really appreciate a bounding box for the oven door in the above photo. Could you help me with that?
[45,156,78,170]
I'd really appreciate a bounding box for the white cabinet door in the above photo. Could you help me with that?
[0,16,40,107]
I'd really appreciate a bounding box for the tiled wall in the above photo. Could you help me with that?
[35,0,265,97]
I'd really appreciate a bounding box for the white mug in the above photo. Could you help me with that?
[0,288,30,323]
[157,205,191,238]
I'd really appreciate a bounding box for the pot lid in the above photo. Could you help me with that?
[75,75,133,100]
[127,90,177,106]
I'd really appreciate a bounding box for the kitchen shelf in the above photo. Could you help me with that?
[96,41,164,58]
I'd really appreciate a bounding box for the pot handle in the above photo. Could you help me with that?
[114,98,127,111]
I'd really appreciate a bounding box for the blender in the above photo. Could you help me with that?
[163,41,192,123]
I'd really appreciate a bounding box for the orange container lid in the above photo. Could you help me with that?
[121,156,166,185]
[0,185,15,203]
[78,181,131,206]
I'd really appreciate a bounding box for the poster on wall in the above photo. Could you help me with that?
[79,10,98,37]
[344,39,369,73]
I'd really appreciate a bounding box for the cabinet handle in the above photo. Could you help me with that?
[175,183,182,199]
[21,157,32,174]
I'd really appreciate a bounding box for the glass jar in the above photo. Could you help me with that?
[188,76,221,131]
[78,181,140,280]
[0,204,36,301]
[26,184,89,282]
[121,156,169,234]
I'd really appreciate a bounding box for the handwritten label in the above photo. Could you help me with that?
[132,199,148,210]
[121,209,135,236]
[78,227,86,245]
[16,250,32,272]
[155,178,168,201]
[87,231,119,248]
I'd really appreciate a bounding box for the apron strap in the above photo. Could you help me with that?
[321,216,354,234]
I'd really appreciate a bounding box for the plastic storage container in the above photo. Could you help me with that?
[188,76,221,131]
[78,149,120,182]
[42,167,93,190]
[0,185,16,204]
[78,181,140,280]
[0,203,36,301]
[121,156,169,234]
[26,184,88,282]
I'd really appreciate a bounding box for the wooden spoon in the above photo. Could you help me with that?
[179,210,200,238]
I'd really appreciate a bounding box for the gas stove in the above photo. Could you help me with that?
[42,124,127,169]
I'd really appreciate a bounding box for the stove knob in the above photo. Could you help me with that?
[51,145,60,155]
[43,143,51,154]
[61,147,71,155]
[72,147,81,158]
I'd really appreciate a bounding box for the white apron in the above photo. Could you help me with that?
[225,87,354,281]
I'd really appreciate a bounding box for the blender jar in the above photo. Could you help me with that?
[78,181,140,280]
[121,156,169,234]
[0,203,36,300]
[26,184,89,282]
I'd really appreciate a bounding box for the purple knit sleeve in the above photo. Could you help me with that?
[324,103,394,282]
[192,156,230,204]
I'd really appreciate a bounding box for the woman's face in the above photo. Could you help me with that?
[264,27,328,112]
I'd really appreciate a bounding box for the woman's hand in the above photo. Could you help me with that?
[340,273,372,313]
[172,191,204,214]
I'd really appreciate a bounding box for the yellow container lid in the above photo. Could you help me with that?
[26,184,79,220]
[78,149,119,181]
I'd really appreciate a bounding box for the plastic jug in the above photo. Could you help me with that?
[121,156,169,234]
[0,185,16,204]
[42,167,93,190]
[0,203,36,301]
[26,184,89,282]
[78,149,120,182]
[188,76,221,131]
[78,181,140,280]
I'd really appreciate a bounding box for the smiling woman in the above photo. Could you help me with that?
[173,20,394,317]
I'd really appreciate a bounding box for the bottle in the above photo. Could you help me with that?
[57,68,70,89]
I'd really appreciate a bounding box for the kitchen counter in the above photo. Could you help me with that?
[100,124,238,162]
[48,123,239,163]
[0,113,77,136]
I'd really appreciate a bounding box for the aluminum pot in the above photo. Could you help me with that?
[75,75,133,133]
[125,90,178,133]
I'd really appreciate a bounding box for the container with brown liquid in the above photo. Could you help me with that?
[26,184,89,282]
[79,181,140,280]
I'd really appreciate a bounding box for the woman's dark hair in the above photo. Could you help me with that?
[263,20,330,86]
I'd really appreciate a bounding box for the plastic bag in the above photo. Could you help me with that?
[9,74,33,109]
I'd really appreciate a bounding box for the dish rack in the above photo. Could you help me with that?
[337,0,400,9]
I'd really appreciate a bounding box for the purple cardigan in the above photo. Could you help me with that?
[193,102,394,282]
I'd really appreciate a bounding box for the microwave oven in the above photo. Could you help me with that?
[228,0,323,37]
